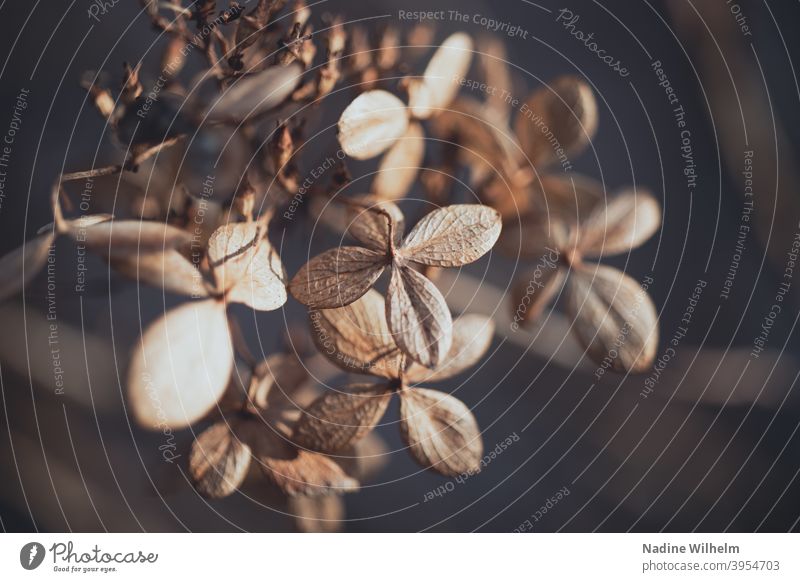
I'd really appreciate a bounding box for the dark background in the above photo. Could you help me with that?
[1,0,799,532]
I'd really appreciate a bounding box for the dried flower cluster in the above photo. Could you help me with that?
[0,0,662,529]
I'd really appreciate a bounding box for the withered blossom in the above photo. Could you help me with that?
[189,351,359,499]
[294,289,494,477]
[337,32,474,201]
[289,200,500,368]
[501,189,662,373]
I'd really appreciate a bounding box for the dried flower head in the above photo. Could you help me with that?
[502,189,662,373]
[188,351,359,499]
[294,289,493,476]
[336,32,473,200]
[289,201,500,368]
[431,73,600,220]
[128,218,287,430]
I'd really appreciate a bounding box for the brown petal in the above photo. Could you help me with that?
[515,76,598,167]
[288,246,387,309]
[530,173,604,223]
[497,212,568,259]
[405,314,495,383]
[128,299,233,429]
[253,433,359,497]
[399,387,482,476]
[577,189,661,257]
[400,205,501,267]
[372,122,425,200]
[338,90,409,160]
[345,198,404,253]
[289,494,345,533]
[478,174,532,220]
[334,431,390,483]
[207,62,303,122]
[69,220,191,258]
[227,239,288,311]
[110,249,207,297]
[251,352,310,411]
[293,383,393,453]
[429,98,521,180]
[189,421,252,499]
[308,289,402,379]
[509,265,565,327]
[310,194,404,250]
[386,264,453,368]
[408,32,473,119]
[565,265,659,373]
[0,232,55,302]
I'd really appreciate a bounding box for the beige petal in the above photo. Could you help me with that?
[515,76,598,167]
[309,289,402,379]
[189,421,252,499]
[372,122,425,200]
[408,32,473,119]
[110,250,207,297]
[0,232,55,302]
[565,265,659,373]
[345,198,404,253]
[207,62,303,121]
[478,36,514,124]
[289,494,345,533]
[400,205,501,267]
[69,220,191,258]
[293,383,393,453]
[288,246,387,309]
[399,387,482,476]
[338,90,409,160]
[67,214,114,228]
[128,299,233,429]
[509,266,565,327]
[577,189,661,257]
[386,264,453,368]
[227,239,288,311]
[207,222,262,292]
[406,314,495,383]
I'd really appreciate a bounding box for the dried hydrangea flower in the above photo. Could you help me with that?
[189,351,359,499]
[337,32,473,200]
[129,219,287,429]
[289,200,500,367]
[293,289,493,477]
[501,189,662,373]
[431,74,600,220]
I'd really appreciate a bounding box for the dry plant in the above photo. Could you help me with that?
[500,190,662,373]
[297,289,494,476]
[289,200,501,368]
[0,0,663,529]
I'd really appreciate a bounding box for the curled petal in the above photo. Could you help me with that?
[399,387,482,477]
[565,265,659,373]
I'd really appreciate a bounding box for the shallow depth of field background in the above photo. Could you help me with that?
[1,0,799,531]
